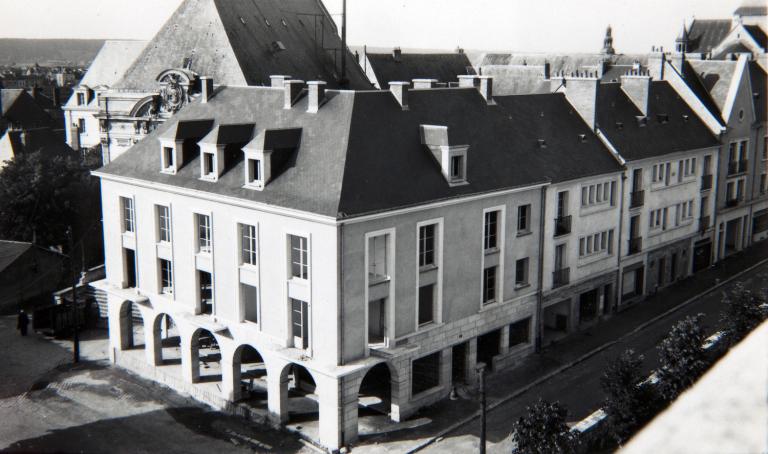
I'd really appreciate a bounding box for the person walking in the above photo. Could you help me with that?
[17,309,29,336]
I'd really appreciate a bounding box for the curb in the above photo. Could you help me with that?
[405,255,768,453]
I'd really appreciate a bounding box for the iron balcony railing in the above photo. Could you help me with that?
[552,267,570,289]
[554,215,572,237]
[726,196,742,208]
[628,237,642,255]
[701,174,713,191]
[727,160,748,176]
[630,190,645,209]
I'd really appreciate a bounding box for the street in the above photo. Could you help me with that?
[422,263,768,453]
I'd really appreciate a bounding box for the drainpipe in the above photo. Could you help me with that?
[615,171,627,311]
[535,185,548,352]
[712,141,724,263]
[337,221,344,366]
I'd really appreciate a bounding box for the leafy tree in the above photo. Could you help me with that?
[656,314,708,401]
[600,349,661,444]
[0,149,99,253]
[721,283,768,346]
[512,399,579,454]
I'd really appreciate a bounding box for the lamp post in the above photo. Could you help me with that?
[476,362,487,454]
[66,227,80,364]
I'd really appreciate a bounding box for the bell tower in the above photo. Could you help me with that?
[602,25,616,55]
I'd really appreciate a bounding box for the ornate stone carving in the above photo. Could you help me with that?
[156,69,199,115]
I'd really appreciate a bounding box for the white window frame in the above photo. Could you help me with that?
[196,213,212,254]
[159,258,174,296]
[288,234,310,280]
[239,223,258,267]
[368,233,390,282]
[121,196,135,234]
[581,180,615,208]
[415,217,444,331]
[578,229,614,258]
[364,227,396,350]
[156,205,171,243]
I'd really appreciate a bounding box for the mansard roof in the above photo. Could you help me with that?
[96,84,623,219]
[596,81,720,162]
[113,0,371,91]
[365,52,476,86]
[687,19,732,54]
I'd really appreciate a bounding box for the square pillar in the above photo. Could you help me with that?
[266,362,289,424]
[499,325,510,355]
[440,348,452,389]
[317,375,343,450]
[390,358,410,422]
[145,317,162,366]
[466,338,478,385]
[182,335,199,383]
[221,358,240,401]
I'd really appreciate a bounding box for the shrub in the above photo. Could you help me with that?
[512,399,579,454]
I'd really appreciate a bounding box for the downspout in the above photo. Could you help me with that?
[615,170,627,311]
[337,221,344,366]
[712,139,724,263]
[535,185,548,353]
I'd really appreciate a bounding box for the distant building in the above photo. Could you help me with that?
[680,1,766,64]
[0,240,65,314]
[358,47,476,88]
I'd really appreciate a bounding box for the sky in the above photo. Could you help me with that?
[0,0,749,54]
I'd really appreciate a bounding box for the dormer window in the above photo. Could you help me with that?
[158,119,215,175]
[247,158,262,186]
[420,124,469,187]
[163,147,174,169]
[450,155,464,181]
[77,92,85,105]
[159,141,180,174]
[242,128,302,191]
[202,151,216,179]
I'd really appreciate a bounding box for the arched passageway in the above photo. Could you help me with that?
[154,313,181,365]
[281,364,318,424]
[358,362,392,418]
[232,344,267,404]
[191,328,221,383]
[119,301,144,350]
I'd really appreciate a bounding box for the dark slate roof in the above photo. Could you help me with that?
[679,61,726,125]
[97,85,622,219]
[3,128,73,157]
[114,0,371,91]
[366,52,475,86]
[748,61,767,123]
[199,123,255,146]
[743,25,767,49]
[713,42,754,59]
[688,20,732,53]
[596,81,720,162]
[0,240,31,274]
[0,89,55,132]
[734,5,767,16]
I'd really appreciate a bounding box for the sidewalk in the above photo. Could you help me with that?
[353,242,768,453]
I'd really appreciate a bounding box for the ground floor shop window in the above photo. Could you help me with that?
[412,352,440,395]
[509,318,531,347]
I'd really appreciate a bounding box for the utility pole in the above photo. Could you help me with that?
[476,362,487,454]
[340,0,348,87]
[67,227,80,363]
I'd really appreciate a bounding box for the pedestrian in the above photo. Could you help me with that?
[17,309,29,336]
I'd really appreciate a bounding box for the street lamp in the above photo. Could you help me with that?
[476,362,487,454]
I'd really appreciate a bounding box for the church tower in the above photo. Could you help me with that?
[675,22,690,53]
[602,25,616,55]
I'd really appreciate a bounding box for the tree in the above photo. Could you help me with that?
[656,314,708,401]
[512,399,579,454]
[721,283,768,346]
[0,149,99,252]
[600,349,661,444]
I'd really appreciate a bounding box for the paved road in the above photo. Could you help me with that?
[423,264,768,453]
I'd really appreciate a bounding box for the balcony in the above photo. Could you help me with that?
[552,267,570,289]
[700,174,713,191]
[630,190,645,209]
[699,215,711,233]
[554,215,572,237]
[726,196,742,208]
[727,160,748,176]
[628,237,642,255]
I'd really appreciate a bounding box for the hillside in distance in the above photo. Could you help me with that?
[0,39,105,66]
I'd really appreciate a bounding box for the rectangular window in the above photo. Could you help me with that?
[482,266,497,304]
[199,270,213,315]
[241,283,258,323]
[290,235,309,279]
[419,224,436,267]
[157,205,171,242]
[369,234,388,281]
[412,352,440,395]
[121,197,135,233]
[203,152,215,177]
[291,298,309,349]
[418,284,435,326]
[484,211,499,250]
[582,181,614,207]
[77,118,85,134]
[509,318,530,347]
[159,259,173,294]
[450,155,464,181]
[77,92,85,105]
[515,258,529,287]
[248,158,261,183]
[579,229,614,257]
[197,214,211,253]
[240,224,257,266]
[517,205,531,233]
[163,147,174,169]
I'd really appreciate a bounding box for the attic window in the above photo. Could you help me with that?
[272,41,286,52]
[161,146,176,172]
[682,114,690,122]
[537,138,547,148]
[240,17,246,25]
[77,92,85,105]
[264,18,271,27]
[450,155,465,181]
[246,158,263,187]
[657,114,669,124]
[203,152,216,178]
[616,121,624,130]
[281,18,288,27]
[579,134,587,143]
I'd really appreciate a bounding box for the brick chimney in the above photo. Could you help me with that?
[271,75,292,88]
[413,79,438,89]
[389,81,409,110]
[200,76,214,103]
[393,47,402,62]
[620,71,651,115]
[307,81,327,113]
[283,79,305,109]
[563,73,601,130]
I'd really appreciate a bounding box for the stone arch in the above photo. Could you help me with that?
[152,313,181,365]
[189,327,222,383]
[278,362,319,424]
[230,344,267,403]
[129,96,158,118]
[118,300,144,350]
[357,361,398,422]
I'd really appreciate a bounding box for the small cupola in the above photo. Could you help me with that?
[242,128,303,190]
[158,119,215,174]
[197,123,255,182]
[420,124,469,186]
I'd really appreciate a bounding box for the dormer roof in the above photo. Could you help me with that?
[198,123,255,146]
[244,128,302,151]
[159,119,215,142]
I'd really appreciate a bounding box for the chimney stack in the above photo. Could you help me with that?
[393,47,402,62]
[200,76,214,103]
[413,79,438,89]
[271,75,292,88]
[458,75,479,88]
[389,81,409,110]
[307,81,327,113]
[283,79,305,109]
[50,86,60,107]
[620,71,651,116]
[478,76,494,104]
[563,74,600,130]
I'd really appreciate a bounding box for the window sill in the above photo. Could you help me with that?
[419,264,438,273]
[484,247,500,256]
[243,182,265,191]
[369,275,391,285]
[516,230,532,238]
[514,282,531,290]
[578,252,613,267]
[240,263,258,271]
[650,179,695,191]
[579,204,615,217]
